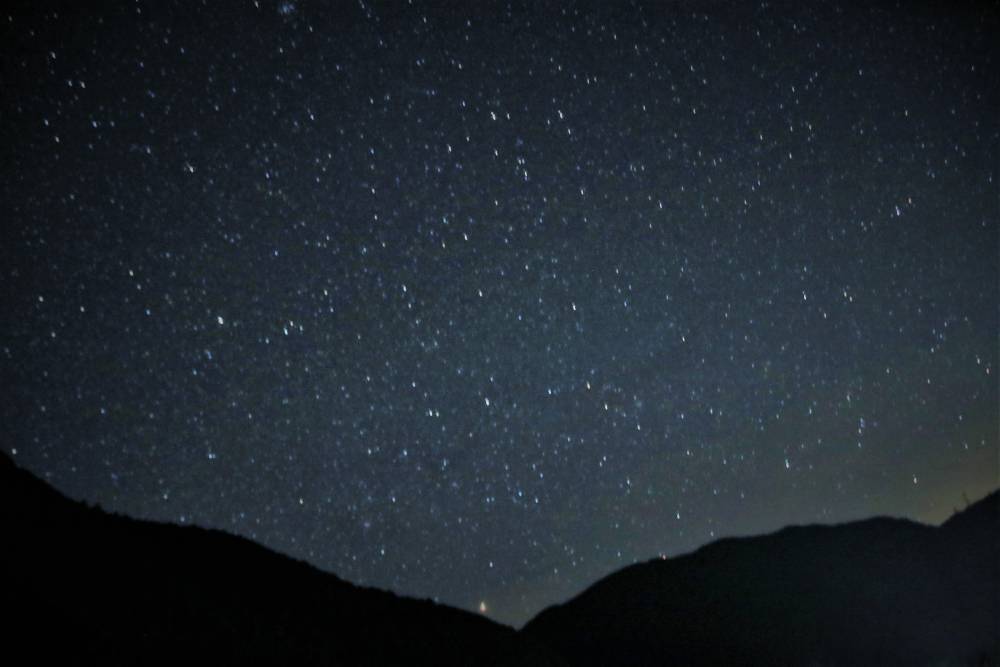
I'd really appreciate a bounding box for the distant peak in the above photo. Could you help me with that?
[942,488,999,531]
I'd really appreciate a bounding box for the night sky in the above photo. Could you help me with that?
[2,0,997,627]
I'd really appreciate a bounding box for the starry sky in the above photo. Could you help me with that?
[2,0,997,627]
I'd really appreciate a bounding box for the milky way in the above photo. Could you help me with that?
[3,1,996,626]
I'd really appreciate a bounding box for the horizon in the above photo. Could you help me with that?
[4,449,997,630]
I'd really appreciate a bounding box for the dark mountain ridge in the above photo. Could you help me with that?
[524,489,999,666]
[1,452,563,666]
[4,450,996,665]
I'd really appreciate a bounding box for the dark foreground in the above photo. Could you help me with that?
[3,452,997,665]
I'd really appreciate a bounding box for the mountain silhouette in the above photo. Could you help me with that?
[1,452,564,666]
[5,450,997,665]
[524,490,999,666]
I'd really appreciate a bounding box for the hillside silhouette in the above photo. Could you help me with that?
[1,452,563,666]
[4,450,997,665]
[524,489,999,666]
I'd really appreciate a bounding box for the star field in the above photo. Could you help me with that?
[2,0,997,626]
